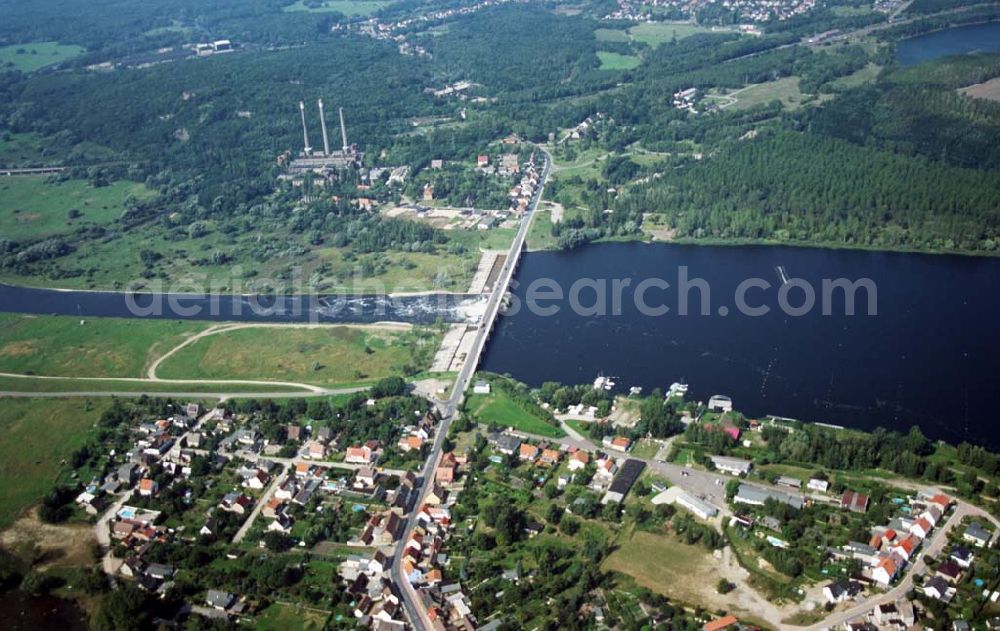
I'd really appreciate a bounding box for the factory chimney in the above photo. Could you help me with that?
[299,101,312,155]
[317,98,331,156]
[339,107,349,153]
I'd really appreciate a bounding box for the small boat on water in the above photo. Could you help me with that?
[593,374,617,391]
[667,382,689,398]
[775,265,790,286]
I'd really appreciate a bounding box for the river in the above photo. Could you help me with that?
[0,284,484,325]
[896,21,1000,66]
[480,242,1000,449]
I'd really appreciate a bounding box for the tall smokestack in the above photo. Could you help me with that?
[339,107,349,153]
[299,101,312,154]
[317,98,331,156]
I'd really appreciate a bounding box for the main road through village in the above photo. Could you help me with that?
[389,147,551,630]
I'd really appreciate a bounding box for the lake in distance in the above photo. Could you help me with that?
[480,242,1000,449]
[896,21,1000,66]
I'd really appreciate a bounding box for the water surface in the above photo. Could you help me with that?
[481,242,1000,449]
[896,22,1000,66]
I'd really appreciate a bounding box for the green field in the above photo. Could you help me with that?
[465,391,565,438]
[157,325,438,387]
[604,526,720,606]
[0,375,312,394]
[0,42,85,72]
[0,176,156,241]
[726,76,809,110]
[597,52,641,71]
[0,398,105,528]
[0,313,206,378]
[627,22,721,46]
[282,0,395,16]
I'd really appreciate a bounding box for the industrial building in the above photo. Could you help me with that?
[602,459,645,504]
[285,99,363,177]
[711,455,752,476]
[733,483,804,510]
[677,492,719,520]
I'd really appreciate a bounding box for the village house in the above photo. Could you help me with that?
[603,436,632,452]
[487,433,521,455]
[841,490,870,513]
[964,521,992,547]
[519,443,539,461]
[306,440,327,460]
[872,556,899,586]
[568,450,590,471]
[138,478,159,497]
[823,579,863,604]
[398,435,424,452]
[346,445,375,464]
[925,575,955,602]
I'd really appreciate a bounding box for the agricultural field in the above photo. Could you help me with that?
[597,51,641,71]
[282,0,395,16]
[0,176,156,241]
[0,313,206,378]
[0,42,85,72]
[465,389,566,438]
[0,398,106,529]
[156,324,440,387]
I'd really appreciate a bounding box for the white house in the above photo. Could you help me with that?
[473,380,491,394]
[807,478,829,493]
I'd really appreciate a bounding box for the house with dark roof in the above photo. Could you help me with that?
[602,459,645,504]
[823,579,863,603]
[964,521,992,547]
[206,589,235,610]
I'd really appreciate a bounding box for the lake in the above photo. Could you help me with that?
[896,21,1000,66]
[480,243,1000,449]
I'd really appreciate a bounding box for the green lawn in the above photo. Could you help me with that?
[466,391,565,438]
[0,42,85,72]
[0,398,106,529]
[255,603,330,630]
[157,325,439,387]
[597,52,641,71]
[0,313,208,378]
[0,176,156,241]
[282,0,395,16]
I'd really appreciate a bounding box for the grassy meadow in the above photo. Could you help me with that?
[156,325,440,387]
[0,176,156,241]
[465,390,565,438]
[0,398,105,529]
[282,0,395,16]
[0,313,207,378]
[597,51,641,70]
[0,42,85,72]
